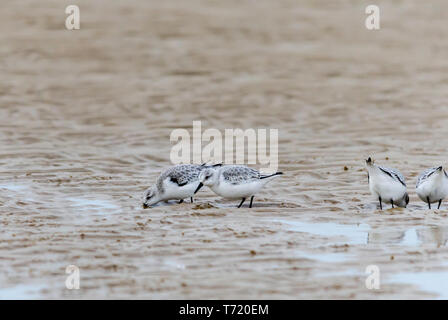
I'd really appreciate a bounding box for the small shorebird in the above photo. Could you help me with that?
[365,157,409,210]
[416,166,448,209]
[194,165,283,208]
[142,163,221,208]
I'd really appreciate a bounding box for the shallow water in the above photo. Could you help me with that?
[388,272,448,300]
[67,197,120,214]
[0,284,47,300]
[277,220,448,247]
[1,0,448,299]
[276,220,371,245]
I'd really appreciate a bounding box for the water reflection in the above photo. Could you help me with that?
[417,227,448,247]
[276,220,448,247]
[369,226,448,247]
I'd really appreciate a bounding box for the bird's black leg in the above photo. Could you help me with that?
[379,196,382,210]
[427,197,431,209]
[438,199,442,209]
[249,196,254,208]
[190,197,194,203]
[237,198,246,208]
[179,199,184,204]
[391,200,394,208]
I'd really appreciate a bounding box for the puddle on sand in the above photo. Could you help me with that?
[0,184,28,192]
[401,228,422,246]
[67,197,120,215]
[0,184,37,202]
[146,257,186,271]
[276,220,370,245]
[317,268,364,279]
[276,220,448,247]
[369,226,448,247]
[300,252,354,263]
[388,272,448,299]
[280,220,448,292]
[0,284,46,299]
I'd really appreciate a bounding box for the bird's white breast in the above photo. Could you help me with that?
[369,170,406,202]
[416,175,448,203]
[162,179,199,200]
[211,179,264,199]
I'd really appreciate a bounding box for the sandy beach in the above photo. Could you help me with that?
[1,0,448,299]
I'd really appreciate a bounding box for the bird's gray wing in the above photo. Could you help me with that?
[416,167,438,188]
[157,165,201,191]
[379,166,406,187]
[222,166,260,184]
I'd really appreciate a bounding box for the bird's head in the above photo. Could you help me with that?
[194,168,218,194]
[365,156,374,167]
[142,186,160,208]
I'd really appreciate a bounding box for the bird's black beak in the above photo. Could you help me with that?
[142,203,149,209]
[438,166,443,171]
[194,182,203,194]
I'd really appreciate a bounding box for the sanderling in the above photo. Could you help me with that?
[194,165,283,208]
[142,163,221,208]
[416,166,448,209]
[365,157,409,210]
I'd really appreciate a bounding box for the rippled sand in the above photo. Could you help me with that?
[1,0,448,299]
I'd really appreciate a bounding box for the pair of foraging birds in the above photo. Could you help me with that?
[365,157,448,210]
[142,163,283,209]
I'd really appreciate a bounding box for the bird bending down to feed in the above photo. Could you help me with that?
[416,166,448,209]
[365,157,409,210]
[142,163,221,208]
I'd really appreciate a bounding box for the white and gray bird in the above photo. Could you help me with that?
[365,157,409,210]
[416,166,448,209]
[142,163,221,208]
[194,165,283,208]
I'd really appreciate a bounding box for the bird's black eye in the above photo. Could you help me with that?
[146,195,152,200]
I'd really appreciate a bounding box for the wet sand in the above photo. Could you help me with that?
[1,0,448,299]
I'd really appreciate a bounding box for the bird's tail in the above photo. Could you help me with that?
[260,172,283,179]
